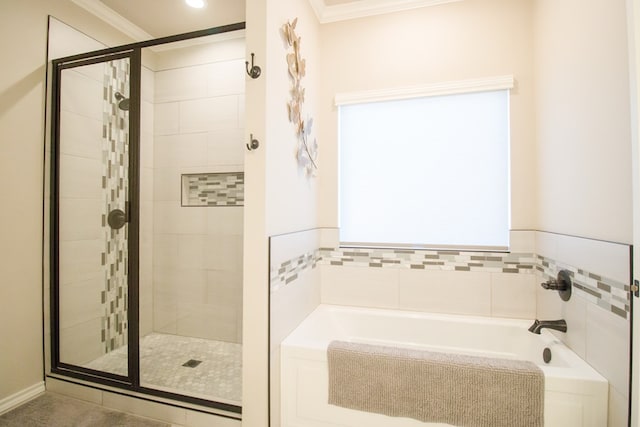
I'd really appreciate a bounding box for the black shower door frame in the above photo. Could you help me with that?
[49,23,245,415]
[50,46,142,390]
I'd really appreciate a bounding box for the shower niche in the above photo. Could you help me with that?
[48,22,245,416]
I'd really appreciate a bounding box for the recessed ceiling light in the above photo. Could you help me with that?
[185,0,207,9]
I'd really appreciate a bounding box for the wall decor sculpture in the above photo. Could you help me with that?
[282,18,318,175]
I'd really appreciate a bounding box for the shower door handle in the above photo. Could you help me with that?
[107,208,128,230]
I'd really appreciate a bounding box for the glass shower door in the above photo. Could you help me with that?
[52,50,140,384]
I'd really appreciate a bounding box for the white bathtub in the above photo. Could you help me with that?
[281,304,608,427]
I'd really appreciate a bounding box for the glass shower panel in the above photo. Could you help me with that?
[57,56,131,377]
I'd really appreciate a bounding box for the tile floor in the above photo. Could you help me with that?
[84,333,242,404]
[0,392,170,427]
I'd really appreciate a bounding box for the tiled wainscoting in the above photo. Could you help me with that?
[269,229,632,427]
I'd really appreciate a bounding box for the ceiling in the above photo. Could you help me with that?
[71,0,460,40]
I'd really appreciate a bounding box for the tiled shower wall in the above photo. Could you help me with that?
[58,62,107,366]
[58,57,131,364]
[151,45,245,343]
[269,229,631,427]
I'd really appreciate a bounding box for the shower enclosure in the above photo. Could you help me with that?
[48,23,245,414]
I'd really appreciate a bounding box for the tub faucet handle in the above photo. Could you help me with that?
[540,270,572,301]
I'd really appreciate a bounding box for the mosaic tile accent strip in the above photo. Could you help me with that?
[537,255,629,319]
[100,58,130,354]
[270,250,320,292]
[318,247,537,274]
[84,333,242,404]
[182,172,244,207]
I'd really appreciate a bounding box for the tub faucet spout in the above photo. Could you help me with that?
[528,319,567,334]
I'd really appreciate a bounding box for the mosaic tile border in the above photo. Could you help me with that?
[270,250,320,292]
[182,172,244,207]
[537,255,629,319]
[318,247,537,274]
[270,245,631,320]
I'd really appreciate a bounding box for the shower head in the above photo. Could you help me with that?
[114,92,130,111]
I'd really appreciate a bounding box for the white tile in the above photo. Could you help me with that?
[140,131,154,169]
[270,228,320,269]
[140,167,154,202]
[59,154,102,199]
[74,62,105,82]
[59,239,103,285]
[585,303,630,397]
[173,269,208,304]
[556,233,630,285]
[536,272,563,319]
[141,66,155,103]
[207,59,245,97]
[141,100,154,135]
[398,269,491,316]
[60,70,103,120]
[153,168,181,202]
[319,228,340,249]
[559,292,587,359]
[206,129,245,167]
[180,96,238,133]
[206,207,244,236]
[154,201,206,234]
[59,278,103,329]
[320,265,399,309]
[206,270,243,307]
[155,65,208,103]
[185,410,241,427]
[154,102,180,135]
[153,291,178,333]
[59,317,102,365]
[509,230,535,253]
[46,378,103,405]
[270,267,320,347]
[152,233,179,270]
[177,303,238,342]
[59,111,102,160]
[178,133,209,168]
[178,234,205,269]
[608,384,629,427]
[59,198,102,241]
[103,391,187,425]
[237,95,245,129]
[535,231,559,260]
[205,235,243,271]
[490,273,536,319]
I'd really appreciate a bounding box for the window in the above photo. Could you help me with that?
[339,86,510,250]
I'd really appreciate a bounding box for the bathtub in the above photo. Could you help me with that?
[281,304,608,427]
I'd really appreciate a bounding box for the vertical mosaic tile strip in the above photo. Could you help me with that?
[182,172,245,207]
[537,254,629,319]
[270,250,320,292]
[101,58,130,354]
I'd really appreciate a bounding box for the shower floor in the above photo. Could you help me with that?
[84,333,242,404]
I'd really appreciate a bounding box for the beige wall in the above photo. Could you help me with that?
[0,0,134,403]
[317,0,536,233]
[244,0,322,424]
[534,0,632,244]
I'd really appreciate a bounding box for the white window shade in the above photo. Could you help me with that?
[339,89,510,249]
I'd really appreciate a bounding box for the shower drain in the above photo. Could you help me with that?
[182,359,202,368]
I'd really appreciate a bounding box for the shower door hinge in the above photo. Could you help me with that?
[632,280,639,296]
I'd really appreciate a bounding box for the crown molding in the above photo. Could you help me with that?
[70,0,153,42]
[309,0,463,24]
[335,75,514,106]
